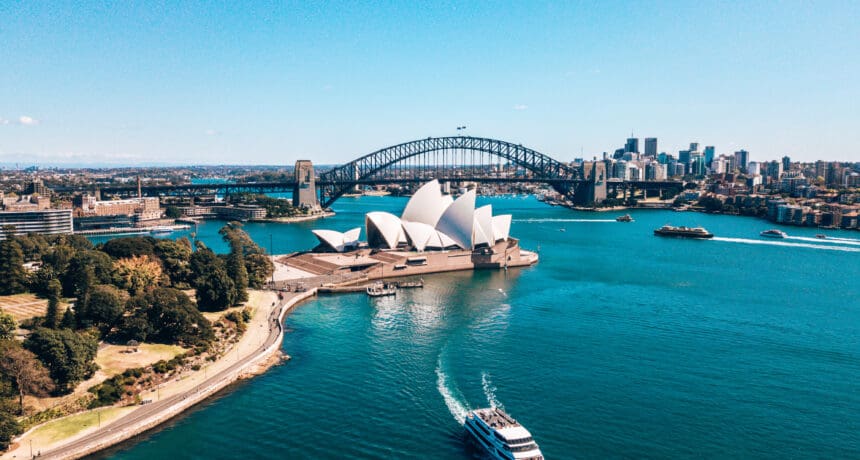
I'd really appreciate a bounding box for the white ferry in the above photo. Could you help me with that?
[149,226,174,235]
[760,229,787,238]
[464,407,543,460]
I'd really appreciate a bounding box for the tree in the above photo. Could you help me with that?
[24,328,98,393]
[245,253,274,288]
[62,250,113,298]
[124,288,213,346]
[0,310,16,341]
[0,240,28,295]
[219,223,273,289]
[77,284,126,333]
[225,251,249,303]
[0,342,55,413]
[0,409,20,451]
[164,205,182,219]
[44,279,62,329]
[154,238,192,287]
[698,196,725,213]
[113,255,163,296]
[190,248,237,311]
[100,237,156,259]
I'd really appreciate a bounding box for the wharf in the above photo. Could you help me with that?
[75,224,191,236]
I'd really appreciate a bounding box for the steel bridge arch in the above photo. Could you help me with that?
[318,136,580,207]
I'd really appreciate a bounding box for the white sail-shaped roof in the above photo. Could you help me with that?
[365,212,403,249]
[343,227,361,246]
[436,189,475,249]
[492,215,512,241]
[312,227,361,252]
[401,179,449,227]
[474,205,494,246]
[402,221,435,252]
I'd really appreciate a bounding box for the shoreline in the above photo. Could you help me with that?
[7,289,318,460]
[251,211,335,223]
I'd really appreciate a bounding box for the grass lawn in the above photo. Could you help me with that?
[26,406,136,447]
[0,293,71,323]
[95,343,187,377]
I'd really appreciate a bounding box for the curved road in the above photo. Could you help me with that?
[42,292,303,459]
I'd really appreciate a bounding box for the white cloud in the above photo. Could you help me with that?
[513,104,528,111]
[0,118,9,125]
[205,129,220,136]
[18,115,39,125]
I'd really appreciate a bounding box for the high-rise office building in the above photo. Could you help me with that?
[734,150,749,173]
[625,137,639,154]
[644,138,657,157]
[704,146,715,167]
[689,142,700,153]
[782,156,791,172]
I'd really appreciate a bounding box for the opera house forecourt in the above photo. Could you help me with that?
[276,180,537,284]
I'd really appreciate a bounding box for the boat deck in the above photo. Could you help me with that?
[475,408,520,429]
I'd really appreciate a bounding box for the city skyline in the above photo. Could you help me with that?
[2,1,859,166]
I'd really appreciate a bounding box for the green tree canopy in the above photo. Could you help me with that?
[190,248,237,311]
[43,279,62,329]
[77,284,127,334]
[24,328,98,393]
[154,238,192,287]
[100,236,157,259]
[0,311,16,341]
[0,240,28,295]
[124,288,213,346]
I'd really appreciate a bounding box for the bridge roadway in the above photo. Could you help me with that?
[54,177,681,198]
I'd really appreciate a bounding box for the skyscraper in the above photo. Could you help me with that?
[644,138,657,157]
[782,156,791,172]
[625,137,639,154]
[704,146,715,167]
[734,149,749,173]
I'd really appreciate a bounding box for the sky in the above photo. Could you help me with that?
[1,0,858,166]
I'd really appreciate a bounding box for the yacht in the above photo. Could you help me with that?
[760,229,787,238]
[464,408,543,460]
[653,225,713,239]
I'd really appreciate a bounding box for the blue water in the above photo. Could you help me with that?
[95,196,860,458]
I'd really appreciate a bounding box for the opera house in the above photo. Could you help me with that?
[311,179,512,253]
[275,180,537,285]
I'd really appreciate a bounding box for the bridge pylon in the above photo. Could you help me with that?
[293,160,318,209]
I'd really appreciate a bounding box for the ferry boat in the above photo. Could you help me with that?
[464,408,543,460]
[149,226,174,235]
[653,225,713,239]
[760,229,787,238]
[616,214,633,222]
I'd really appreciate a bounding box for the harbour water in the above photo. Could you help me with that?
[96,196,860,458]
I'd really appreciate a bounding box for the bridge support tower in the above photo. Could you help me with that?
[572,161,607,205]
[293,160,318,208]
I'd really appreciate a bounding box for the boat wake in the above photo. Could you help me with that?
[787,236,860,246]
[514,218,617,223]
[823,236,860,244]
[713,237,860,252]
[481,372,504,410]
[436,356,470,425]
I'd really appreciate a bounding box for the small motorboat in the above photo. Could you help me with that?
[616,214,633,222]
[816,234,826,239]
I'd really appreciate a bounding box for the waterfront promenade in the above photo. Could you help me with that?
[3,289,318,460]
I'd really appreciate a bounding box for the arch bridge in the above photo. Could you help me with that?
[318,136,585,208]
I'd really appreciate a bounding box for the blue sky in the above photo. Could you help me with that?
[1,1,858,166]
